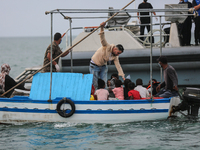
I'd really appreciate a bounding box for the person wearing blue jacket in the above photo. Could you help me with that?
[192,0,200,45]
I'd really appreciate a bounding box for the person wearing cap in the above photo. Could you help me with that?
[43,32,71,72]
[89,22,125,89]
[137,0,158,42]
[155,56,179,98]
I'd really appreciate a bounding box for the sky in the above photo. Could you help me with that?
[0,0,185,37]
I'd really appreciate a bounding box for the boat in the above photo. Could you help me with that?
[0,3,199,124]
[0,72,181,124]
[59,5,200,87]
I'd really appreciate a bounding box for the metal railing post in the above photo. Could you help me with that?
[150,12,153,98]
[69,18,73,73]
[159,15,163,82]
[49,12,53,101]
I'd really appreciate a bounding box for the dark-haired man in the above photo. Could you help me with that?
[89,22,125,89]
[137,0,157,42]
[43,32,71,72]
[155,56,178,98]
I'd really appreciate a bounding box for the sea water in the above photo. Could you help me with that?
[1,119,200,149]
[0,37,200,150]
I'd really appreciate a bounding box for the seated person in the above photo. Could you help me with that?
[147,79,160,96]
[107,79,115,98]
[134,78,150,98]
[112,79,124,100]
[0,64,26,98]
[155,56,178,98]
[128,82,141,100]
[107,73,119,99]
[123,79,131,100]
[94,79,109,100]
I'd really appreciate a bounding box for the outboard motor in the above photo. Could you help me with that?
[170,87,200,117]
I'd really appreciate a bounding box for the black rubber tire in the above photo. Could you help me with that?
[56,98,75,118]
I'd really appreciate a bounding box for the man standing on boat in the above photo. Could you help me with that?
[178,0,193,46]
[89,22,125,90]
[155,56,179,98]
[192,0,200,45]
[43,32,70,72]
[137,0,157,42]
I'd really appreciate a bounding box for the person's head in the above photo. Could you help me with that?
[157,56,168,69]
[111,73,119,80]
[144,0,148,3]
[115,79,122,88]
[128,82,136,90]
[124,79,131,88]
[1,64,11,75]
[54,32,62,44]
[136,78,143,86]
[107,79,111,87]
[112,44,124,56]
[148,79,158,85]
[98,79,105,89]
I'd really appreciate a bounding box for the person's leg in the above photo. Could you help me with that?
[89,63,100,90]
[140,24,145,41]
[196,16,200,44]
[194,17,200,45]
[99,65,108,85]
[158,90,178,98]
[154,89,166,97]
[146,25,154,43]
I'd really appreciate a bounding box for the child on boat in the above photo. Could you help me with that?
[107,79,115,99]
[134,78,150,98]
[112,79,124,100]
[123,79,131,100]
[128,82,141,100]
[94,79,109,100]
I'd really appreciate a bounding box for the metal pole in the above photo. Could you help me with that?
[49,13,53,101]
[159,16,163,82]
[69,18,73,72]
[150,12,153,98]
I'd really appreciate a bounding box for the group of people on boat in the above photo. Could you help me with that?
[91,55,178,100]
[137,0,200,46]
[42,18,179,100]
[178,0,200,46]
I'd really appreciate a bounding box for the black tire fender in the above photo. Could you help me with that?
[56,98,75,118]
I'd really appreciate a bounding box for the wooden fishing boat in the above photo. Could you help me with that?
[0,72,180,124]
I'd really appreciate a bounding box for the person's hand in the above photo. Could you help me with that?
[188,8,194,13]
[100,22,106,28]
[122,77,125,81]
[138,18,141,24]
[173,86,178,91]
[55,64,60,72]
[156,85,160,92]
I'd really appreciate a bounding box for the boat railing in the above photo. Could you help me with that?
[60,7,194,49]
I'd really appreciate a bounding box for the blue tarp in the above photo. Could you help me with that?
[29,73,93,101]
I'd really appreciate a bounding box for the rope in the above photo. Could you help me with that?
[1,0,135,97]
